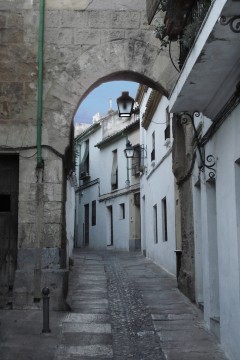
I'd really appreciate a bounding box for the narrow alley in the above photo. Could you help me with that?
[0,250,229,360]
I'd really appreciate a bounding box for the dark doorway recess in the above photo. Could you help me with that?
[0,155,19,301]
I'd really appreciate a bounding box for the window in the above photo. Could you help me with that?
[80,140,90,180]
[92,200,96,226]
[111,149,118,190]
[131,145,141,176]
[0,194,11,212]
[78,144,82,180]
[153,204,158,244]
[119,203,125,219]
[162,197,168,241]
[164,107,171,140]
[151,131,155,161]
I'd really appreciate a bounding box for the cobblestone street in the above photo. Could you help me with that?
[0,249,229,360]
[59,249,229,360]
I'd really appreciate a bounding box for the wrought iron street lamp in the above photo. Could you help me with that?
[117,91,134,117]
[117,91,139,117]
[124,140,135,159]
[124,140,147,161]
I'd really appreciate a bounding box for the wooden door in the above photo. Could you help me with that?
[84,204,89,246]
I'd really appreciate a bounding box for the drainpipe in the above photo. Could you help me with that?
[126,158,130,187]
[37,0,45,168]
[34,0,45,301]
[125,134,130,187]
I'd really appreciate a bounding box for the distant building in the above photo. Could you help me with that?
[74,123,91,137]
[75,110,141,250]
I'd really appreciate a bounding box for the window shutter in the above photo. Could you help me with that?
[81,141,89,165]
[111,151,118,185]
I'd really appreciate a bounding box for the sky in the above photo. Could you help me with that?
[74,81,139,125]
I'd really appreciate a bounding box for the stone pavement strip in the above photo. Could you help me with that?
[0,249,230,360]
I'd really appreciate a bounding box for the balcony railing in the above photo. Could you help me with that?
[179,0,211,68]
[154,0,211,69]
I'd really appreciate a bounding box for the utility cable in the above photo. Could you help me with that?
[169,41,180,73]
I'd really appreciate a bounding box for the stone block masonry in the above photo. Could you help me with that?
[0,0,178,309]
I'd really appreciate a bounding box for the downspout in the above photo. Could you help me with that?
[37,0,45,168]
[126,158,130,186]
[125,134,130,187]
[34,0,45,301]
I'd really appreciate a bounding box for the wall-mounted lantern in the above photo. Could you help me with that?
[117,91,139,117]
[124,140,135,158]
[124,140,147,160]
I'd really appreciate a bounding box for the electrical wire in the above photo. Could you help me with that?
[151,120,167,125]
[0,144,64,159]
[20,152,37,159]
[169,41,180,73]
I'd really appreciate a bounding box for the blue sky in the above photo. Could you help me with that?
[74,81,139,124]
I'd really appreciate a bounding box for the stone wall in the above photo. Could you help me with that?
[172,115,195,302]
[0,0,178,308]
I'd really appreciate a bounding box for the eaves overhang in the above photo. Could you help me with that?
[141,90,163,130]
[99,183,140,202]
[95,120,140,149]
[169,0,240,120]
[135,85,148,107]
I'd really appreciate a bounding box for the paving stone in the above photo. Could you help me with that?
[61,333,113,346]
[163,350,228,360]
[62,323,111,334]
[153,319,201,331]
[0,250,230,360]
[65,313,110,323]
[54,344,113,358]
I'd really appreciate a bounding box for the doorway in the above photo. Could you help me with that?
[0,155,19,299]
[107,206,113,246]
[84,204,89,247]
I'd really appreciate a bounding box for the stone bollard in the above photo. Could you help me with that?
[42,287,51,333]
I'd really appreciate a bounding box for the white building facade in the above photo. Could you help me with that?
[168,0,240,358]
[75,111,141,251]
[138,86,177,276]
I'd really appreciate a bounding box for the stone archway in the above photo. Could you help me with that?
[0,1,179,309]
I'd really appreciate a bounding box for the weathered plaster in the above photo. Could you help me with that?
[172,116,195,301]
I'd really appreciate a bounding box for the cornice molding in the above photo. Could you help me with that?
[135,85,148,106]
[95,120,140,149]
[141,90,162,130]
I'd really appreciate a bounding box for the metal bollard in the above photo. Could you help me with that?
[42,287,51,333]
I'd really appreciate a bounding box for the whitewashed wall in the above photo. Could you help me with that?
[99,134,133,195]
[104,194,130,250]
[97,129,140,250]
[140,95,176,276]
[75,124,103,248]
[192,105,240,360]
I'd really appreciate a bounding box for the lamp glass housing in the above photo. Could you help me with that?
[124,140,135,158]
[117,91,134,117]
